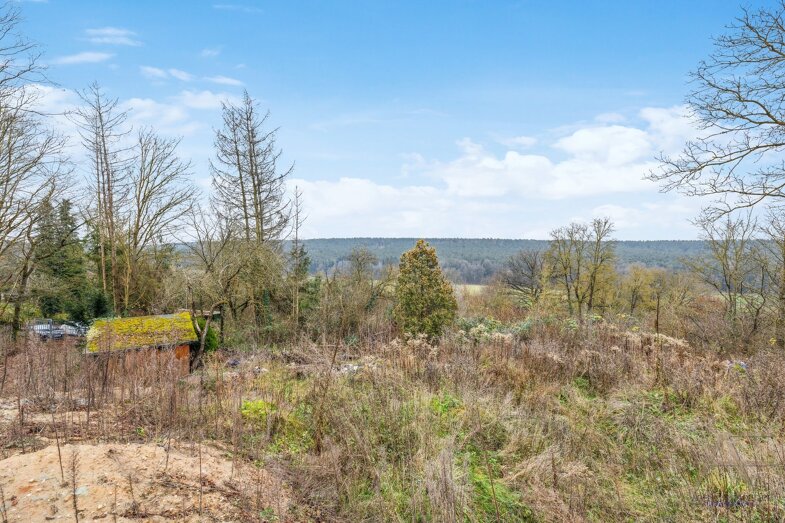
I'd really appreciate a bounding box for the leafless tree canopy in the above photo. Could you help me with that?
[0,7,69,334]
[649,2,785,218]
[70,83,130,305]
[211,91,292,244]
[501,249,544,304]
[126,129,194,255]
[0,106,66,262]
[547,218,615,319]
[0,5,44,101]
[686,213,769,345]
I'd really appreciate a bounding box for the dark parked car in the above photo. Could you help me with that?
[62,321,88,337]
[28,319,88,340]
[29,320,65,340]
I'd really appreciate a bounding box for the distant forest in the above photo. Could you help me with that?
[299,238,708,284]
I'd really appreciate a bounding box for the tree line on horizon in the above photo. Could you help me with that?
[298,237,711,283]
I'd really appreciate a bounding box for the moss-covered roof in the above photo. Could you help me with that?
[86,312,198,353]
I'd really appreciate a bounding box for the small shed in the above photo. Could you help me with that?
[85,312,198,377]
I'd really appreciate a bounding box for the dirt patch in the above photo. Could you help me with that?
[0,442,291,522]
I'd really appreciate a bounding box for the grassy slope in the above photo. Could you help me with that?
[4,319,784,521]
[229,325,785,521]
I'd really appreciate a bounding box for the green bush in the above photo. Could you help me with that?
[241,399,277,425]
[196,317,219,352]
[394,239,457,341]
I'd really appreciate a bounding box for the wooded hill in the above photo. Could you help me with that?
[300,238,708,283]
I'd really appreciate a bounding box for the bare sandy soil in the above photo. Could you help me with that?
[0,442,290,522]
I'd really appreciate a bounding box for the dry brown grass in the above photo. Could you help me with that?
[1,320,785,521]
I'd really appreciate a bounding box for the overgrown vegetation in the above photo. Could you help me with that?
[5,1,785,521]
[6,318,785,521]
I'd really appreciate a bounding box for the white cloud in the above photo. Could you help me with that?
[595,112,626,123]
[120,90,240,136]
[205,75,244,86]
[500,135,537,149]
[200,48,221,58]
[423,133,656,201]
[292,105,702,238]
[292,174,674,239]
[140,66,194,82]
[176,90,238,110]
[421,109,695,202]
[124,97,190,127]
[120,96,213,139]
[591,200,703,236]
[25,86,235,146]
[85,27,141,46]
[290,177,456,237]
[27,84,79,114]
[553,125,650,165]
[26,84,80,141]
[52,52,113,65]
[140,65,167,79]
[640,105,697,152]
[168,68,193,81]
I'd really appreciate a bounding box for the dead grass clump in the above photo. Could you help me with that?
[734,350,785,421]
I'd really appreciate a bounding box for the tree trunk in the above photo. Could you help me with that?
[778,252,785,350]
[219,304,225,346]
[11,260,31,341]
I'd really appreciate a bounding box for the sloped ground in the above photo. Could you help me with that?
[0,442,290,522]
[5,328,785,520]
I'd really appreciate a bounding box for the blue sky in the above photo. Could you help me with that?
[17,0,767,239]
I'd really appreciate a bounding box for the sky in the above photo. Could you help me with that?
[14,0,772,239]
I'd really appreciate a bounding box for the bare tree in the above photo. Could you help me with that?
[70,83,130,311]
[210,91,293,336]
[211,91,292,245]
[646,3,785,349]
[648,3,785,219]
[0,7,43,94]
[290,186,306,330]
[759,212,785,348]
[0,4,73,341]
[183,205,247,365]
[0,4,61,275]
[8,185,79,339]
[118,129,194,313]
[0,104,66,270]
[500,249,544,306]
[0,101,69,340]
[619,264,655,316]
[586,217,616,313]
[547,218,616,321]
[686,213,768,346]
[548,222,588,318]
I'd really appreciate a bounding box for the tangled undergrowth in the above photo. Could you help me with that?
[2,321,785,521]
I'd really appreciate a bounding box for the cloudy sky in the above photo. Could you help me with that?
[18,0,760,239]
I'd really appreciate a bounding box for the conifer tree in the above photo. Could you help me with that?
[34,200,91,320]
[394,239,457,341]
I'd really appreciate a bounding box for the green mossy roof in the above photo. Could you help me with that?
[86,312,198,353]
